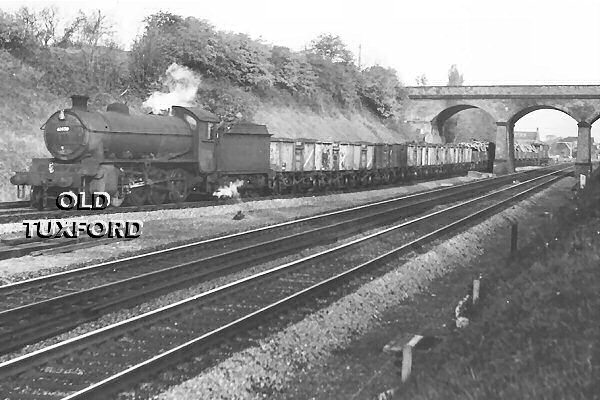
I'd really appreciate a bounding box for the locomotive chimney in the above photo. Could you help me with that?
[71,95,89,111]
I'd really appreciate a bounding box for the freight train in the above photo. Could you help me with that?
[513,142,550,166]
[10,96,543,209]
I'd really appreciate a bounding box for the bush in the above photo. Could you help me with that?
[306,54,360,108]
[359,66,402,118]
[269,46,318,96]
[131,14,273,91]
[197,80,260,122]
[24,46,131,96]
[0,11,34,54]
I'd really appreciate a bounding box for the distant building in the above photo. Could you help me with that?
[514,128,540,145]
[550,141,573,158]
[561,136,578,143]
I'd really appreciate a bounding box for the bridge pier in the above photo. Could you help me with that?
[575,122,592,184]
[493,122,515,174]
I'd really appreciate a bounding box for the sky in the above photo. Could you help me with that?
[2,0,599,139]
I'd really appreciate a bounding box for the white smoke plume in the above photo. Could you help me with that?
[142,63,201,114]
[213,180,245,200]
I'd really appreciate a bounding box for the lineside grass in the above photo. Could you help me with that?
[397,176,600,399]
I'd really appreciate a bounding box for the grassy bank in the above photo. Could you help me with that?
[398,176,600,399]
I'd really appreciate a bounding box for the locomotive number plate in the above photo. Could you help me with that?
[56,126,70,132]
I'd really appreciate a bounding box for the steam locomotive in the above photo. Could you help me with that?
[10,95,525,209]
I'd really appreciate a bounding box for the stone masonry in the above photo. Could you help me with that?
[400,85,600,177]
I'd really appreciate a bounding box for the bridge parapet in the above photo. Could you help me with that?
[406,85,600,99]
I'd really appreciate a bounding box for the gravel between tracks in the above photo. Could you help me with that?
[156,176,575,400]
[0,223,400,363]
[0,176,477,281]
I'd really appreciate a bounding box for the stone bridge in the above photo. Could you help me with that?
[401,85,600,177]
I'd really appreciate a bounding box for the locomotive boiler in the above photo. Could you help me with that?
[11,95,272,208]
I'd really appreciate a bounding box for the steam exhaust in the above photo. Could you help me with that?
[142,63,202,114]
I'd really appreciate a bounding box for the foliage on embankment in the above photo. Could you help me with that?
[0,7,415,200]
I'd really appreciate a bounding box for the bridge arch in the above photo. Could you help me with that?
[508,105,578,127]
[433,105,496,143]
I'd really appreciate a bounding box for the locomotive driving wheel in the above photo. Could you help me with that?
[147,168,168,205]
[110,192,125,207]
[127,188,147,207]
[168,168,190,203]
[30,186,44,210]
[147,187,167,205]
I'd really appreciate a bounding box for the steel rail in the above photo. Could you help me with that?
[1,168,553,300]
[0,201,29,210]
[0,168,568,400]
[66,170,568,400]
[0,168,563,354]
[0,198,230,224]
[0,165,556,297]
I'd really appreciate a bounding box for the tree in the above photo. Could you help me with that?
[51,10,120,90]
[37,7,58,47]
[129,12,185,85]
[13,6,59,47]
[415,74,428,86]
[71,10,116,81]
[75,10,114,48]
[14,7,36,37]
[307,52,360,108]
[144,11,184,32]
[131,14,274,91]
[56,14,83,48]
[269,46,318,95]
[447,64,464,86]
[359,65,401,118]
[0,11,31,52]
[309,33,353,64]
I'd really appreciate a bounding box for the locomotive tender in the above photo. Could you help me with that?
[11,95,518,208]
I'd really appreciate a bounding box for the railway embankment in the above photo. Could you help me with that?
[156,171,587,399]
[390,175,600,400]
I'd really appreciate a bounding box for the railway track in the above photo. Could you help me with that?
[0,201,29,210]
[0,167,570,400]
[0,167,563,355]
[0,166,532,224]
[0,197,226,224]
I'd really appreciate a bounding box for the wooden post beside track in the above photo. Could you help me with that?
[472,279,480,304]
[401,334,423,382]
[510,222,518,257]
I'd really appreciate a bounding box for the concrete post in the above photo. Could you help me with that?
[493,122,515,174]
[575,121,592,183]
